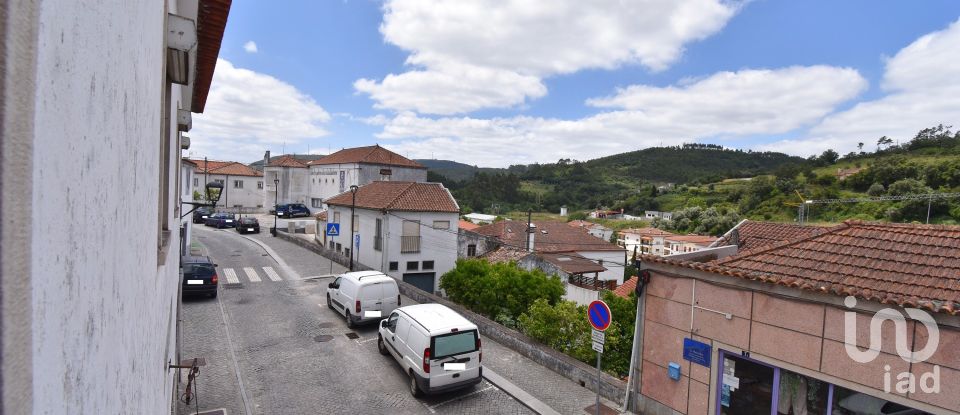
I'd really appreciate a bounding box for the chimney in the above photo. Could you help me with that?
[264,150,271,167]
[527,224,536,253]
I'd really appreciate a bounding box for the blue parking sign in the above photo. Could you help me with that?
[325,223,340,236]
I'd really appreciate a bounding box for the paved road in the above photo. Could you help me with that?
[178,226,533,415]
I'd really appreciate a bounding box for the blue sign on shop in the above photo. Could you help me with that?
[682,338,712,367]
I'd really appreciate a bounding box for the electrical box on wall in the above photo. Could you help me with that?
[668,362,681,381]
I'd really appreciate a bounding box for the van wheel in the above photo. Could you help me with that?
[326,294,333,310]
[378,335,389,356]
[345,311,355,329]
[409,371,423,397]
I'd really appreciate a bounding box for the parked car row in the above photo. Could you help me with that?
[192,209,261,233]
[275,203,311,218]
[326,271,483,397]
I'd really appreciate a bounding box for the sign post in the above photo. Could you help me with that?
[587,300,612,415]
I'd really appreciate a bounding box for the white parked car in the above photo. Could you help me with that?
[378,304,483,396]
[326,271,400,328]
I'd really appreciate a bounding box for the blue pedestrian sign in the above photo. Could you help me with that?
[587,300,612,331]
[325,223,340,236]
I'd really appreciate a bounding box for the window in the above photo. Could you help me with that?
[329,241,334,250]
[406,261,419,271]
[193,178,198,187]
[344,248,350,258]
[374,218,383,251]
[422,261,434,270]
[401,220,421,253]
[467,244,477,257]
[333,211,341,224]
[336,242,342,252]
[311,198,322,208]
[257,181,263,189]
[352,215,359,232]
[234,180,243,189]
[432,220,450,230]
[389,261,398,271]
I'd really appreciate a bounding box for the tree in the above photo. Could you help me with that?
[858,142,864,153]
[440,259,565,321]
[818,149,840,165]
[866,183,885,197]
[877,136,894,152]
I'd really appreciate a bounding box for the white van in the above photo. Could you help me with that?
[326,271,400,328]
[377,304,483,396]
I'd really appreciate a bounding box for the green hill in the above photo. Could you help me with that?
[415,159,505,182]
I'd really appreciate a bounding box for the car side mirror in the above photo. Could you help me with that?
[380,320,387,328]
[328,282,335,289]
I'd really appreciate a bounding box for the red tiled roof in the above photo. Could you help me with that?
[540,253,607,275]
[181,158,198,166]
[188,159,262,177]
[473,221,625,253]
[619,228,675,237]
[267,154,309,168]
[613,276,637,299]
[643,221,960,315]
[666,235,718,245]
[192,0,232,113]
[480,246,532,263]
[310,145,425,169]
[324,181,459,213]
[715,220,829,251]
[459,220,480,231]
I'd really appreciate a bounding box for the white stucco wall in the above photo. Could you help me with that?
[577,250,627,284]
[308,163,428,209]
[565,284,602,306]
[29,0,189,413]
[264,166,309,207]
[326,206,458,292]
[192,173,264,210]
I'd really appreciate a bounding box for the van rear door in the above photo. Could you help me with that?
[360,282,385,319]
[428,329,481,389]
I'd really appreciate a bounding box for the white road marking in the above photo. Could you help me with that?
[263,266,282,281]
[223,268,240,284]
[355,337,378,345]
[428,385,495,411]
[243,267,261,282]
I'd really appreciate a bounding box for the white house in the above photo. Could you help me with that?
[188,159,264,212]
[0,1,230,413]
[263,154,311,208]
[306,144,427,210]
[463,212,497,224]
[323,182,459,294]
[471,221,627,285]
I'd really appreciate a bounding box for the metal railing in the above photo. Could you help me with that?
[567,274,617,291]
[400,235,421,253]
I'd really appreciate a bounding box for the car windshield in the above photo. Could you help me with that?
[183,263,214,277]
[432,330,478,359]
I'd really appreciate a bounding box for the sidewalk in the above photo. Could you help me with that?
[253,231,622,415]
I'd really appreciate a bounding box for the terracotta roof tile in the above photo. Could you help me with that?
[715,220,829,251]
[479,246,532,263]
[665,235,718,245]
[473,221,624,253]
[267,155,310,168]
[644,221,960,315]
[188,159,263,177]
[459,220,480,231]
[613,276,637,299]
[324,181,458,213]
[310,145,425,169]
[540,253,607,275]
[619,228,675,237]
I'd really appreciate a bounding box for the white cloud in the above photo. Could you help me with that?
[759,18,960,156]
[377,65,866,167]
[358,0,742,114]
[191,59,330,162]
[243,41,258,53]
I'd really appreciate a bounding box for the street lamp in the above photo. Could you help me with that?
[349,185,359,271]
[271,178,280,236]
[181,181,224,218]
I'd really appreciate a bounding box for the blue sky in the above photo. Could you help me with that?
[191,1,960,167]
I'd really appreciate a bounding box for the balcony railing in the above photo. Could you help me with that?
[374,235,383,251]
[400,235,421,253]
[567,274,617,291]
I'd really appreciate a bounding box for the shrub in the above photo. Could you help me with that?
[440,259,564,321]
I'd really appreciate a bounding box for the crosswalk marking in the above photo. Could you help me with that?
[263,267,282,281]
[223,268,240,284]
[243,267,261,282]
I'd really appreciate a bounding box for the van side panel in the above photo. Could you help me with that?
[395,316,413,370]
[381,281,399,315]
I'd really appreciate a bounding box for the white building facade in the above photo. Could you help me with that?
[189,159,265,212]
[307,145,427,209]
[323,182,459,293]
[1,0,230,414]
[263,155,310,209]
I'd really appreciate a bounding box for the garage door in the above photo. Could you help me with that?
[402,272,436,293]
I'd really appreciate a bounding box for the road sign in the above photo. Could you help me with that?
[587,300,612,331]
[325,223,340,236]
[592,340,604,353]
[354,234,360,248]
[591,329,605,344]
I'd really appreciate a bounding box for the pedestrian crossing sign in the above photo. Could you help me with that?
[326,223,340,236]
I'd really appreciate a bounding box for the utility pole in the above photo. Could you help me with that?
[349,185,359,271]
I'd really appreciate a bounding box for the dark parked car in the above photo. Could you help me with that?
[181,256,218,298]
[204,212,237,228]
[276,203,310,218]
[192,206,214,224]
[237,217,260,234]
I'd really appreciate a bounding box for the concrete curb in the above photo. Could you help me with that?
[483,368,562,415]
